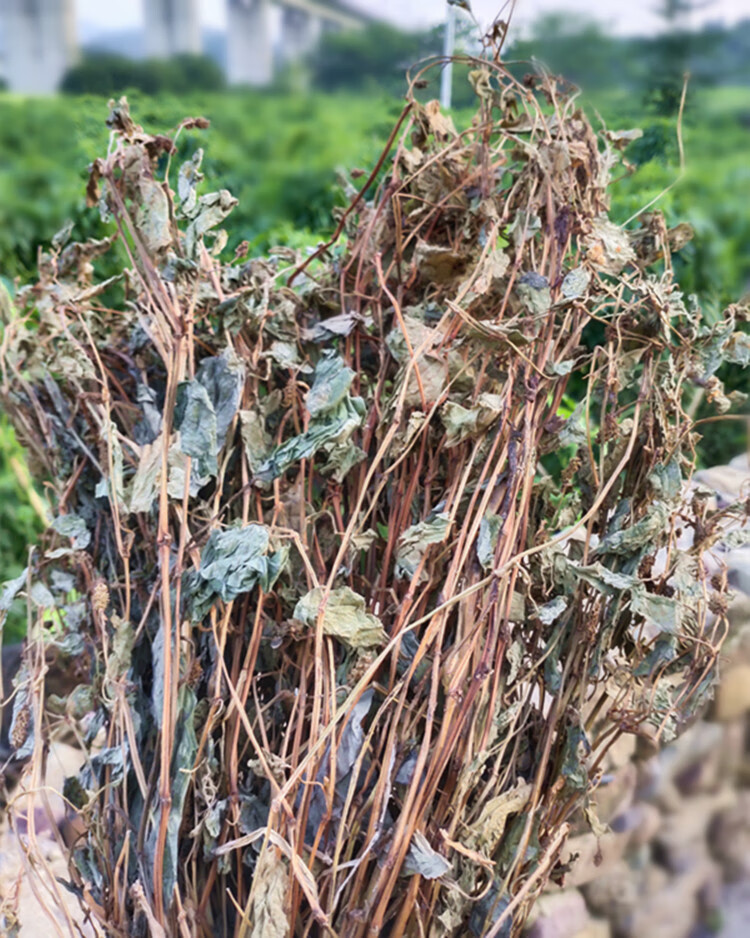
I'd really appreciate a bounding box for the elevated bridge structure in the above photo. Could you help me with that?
[0,0,366,93]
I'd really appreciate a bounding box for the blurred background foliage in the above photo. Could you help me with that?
[0,8,749,628]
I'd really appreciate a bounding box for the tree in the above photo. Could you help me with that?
[646,0,715,115]
[508,14,628,91]
[309,23,441,95]
[61,53,225,96]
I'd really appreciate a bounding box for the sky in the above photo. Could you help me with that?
[76,0,750,37]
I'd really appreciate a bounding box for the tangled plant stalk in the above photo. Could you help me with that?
[1,54,749,938]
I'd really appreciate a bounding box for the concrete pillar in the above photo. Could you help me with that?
[279,6,322,65]
[1,0,78,94]
[227,0,273,86]
[145,0,201,59]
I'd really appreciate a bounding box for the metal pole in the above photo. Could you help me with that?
[440,2,456,111]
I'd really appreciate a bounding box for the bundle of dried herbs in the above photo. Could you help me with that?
[1,57,747,938]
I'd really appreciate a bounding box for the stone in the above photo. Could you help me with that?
[610,803,661,848]
[637,723,728,808]
[717,880,750,938]
[709,791,750,881]
[654,789,737,874]
[642,861,670,897]
[581,860,638,924]
[714,664,750,721]
[621,866,705,938]
[592,762,637,824]
[697,859,724,914]
[725,550,750,598]
[729,453,750,470]
[0,823,94,936]
[524,890,591,938]
[716,719,747,782]
[571,921,611,938]
[655,838,714,877]
[674,746,722,796]
[561,828,632,888]
[694,465,750,505]
[601,732,637,773]
[727,591,750,630]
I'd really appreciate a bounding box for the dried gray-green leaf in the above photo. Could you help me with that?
[0,568,28,613]
[177,149,204,217]
[585,216,636,274]
[477,512,501,571]
[184,189,238,258]
[414,240,467,283]
[255,396,365,486]
[240,408,272,475]
[395,511,450,579]
[135,176,172,255]
[174,380,218,478]
[197,524,287,603]
[596,501,669,556]
[546,359,574,376]
[562,724,590,791]
[516,271,551,315]
[404,831,452,879]
[30,581,55,609]
[293,586,386,650]
[557,402,587,448]
[560,266,590,299]
[537,595,568,625]
[306,351,356,417]
[95,420,126,509]
[441,392,503,447]
[195,351,244,446]
[249,848,289,938]
[128,441,162,513]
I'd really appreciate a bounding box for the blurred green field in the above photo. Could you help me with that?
[0,82,748,631]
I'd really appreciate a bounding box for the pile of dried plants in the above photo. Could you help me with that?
[1,54,748,938]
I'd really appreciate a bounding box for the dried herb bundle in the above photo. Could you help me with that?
[1,57,747,938]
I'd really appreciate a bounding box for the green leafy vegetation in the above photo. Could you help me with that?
[61,53,226,96]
